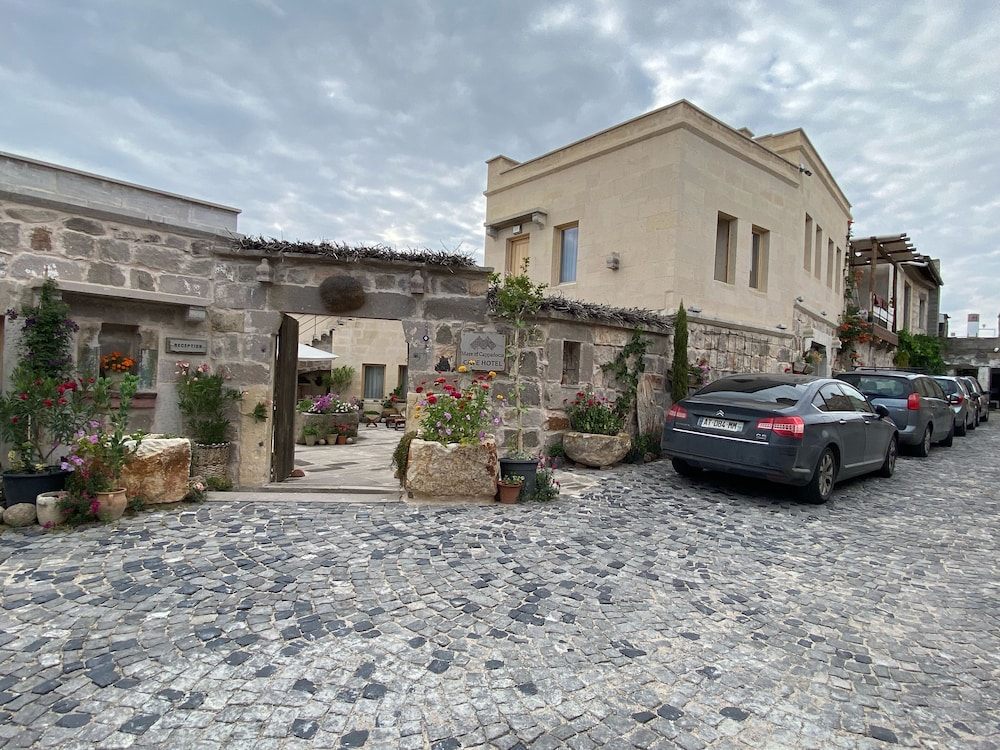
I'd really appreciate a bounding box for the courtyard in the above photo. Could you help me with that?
[1,424,997,748]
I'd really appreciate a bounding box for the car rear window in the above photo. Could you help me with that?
[934,378,960,396]
[697,377,809,406]
[838,375,911,399]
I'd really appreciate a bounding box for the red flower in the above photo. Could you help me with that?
[43,399,54,407]
[415,386,424,393]
[58,397,67,405]
[427,394,438,404]
[19,393,28,400]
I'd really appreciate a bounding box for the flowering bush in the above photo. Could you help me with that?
[100,350,135,374]
[564,386,625,435]
[176,361,243,445]
[414,363,500,446]
[0,279,101,473]
[299,393,360,414]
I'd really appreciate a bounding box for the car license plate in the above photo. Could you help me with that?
[698,417,743,432]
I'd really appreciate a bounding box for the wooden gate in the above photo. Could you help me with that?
[271,314,299,481]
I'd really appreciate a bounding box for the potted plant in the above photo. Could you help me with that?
[0,279,100,507]
[562,385,631,468]
[489,260,547,495]
[302,425,319,446]
[175,361,243,479]
[497,474,524,504]
[99,350,136,390]
[60,374,143,522]
[404,364,501,502]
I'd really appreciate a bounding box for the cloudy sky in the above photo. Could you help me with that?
[3,1,998,334]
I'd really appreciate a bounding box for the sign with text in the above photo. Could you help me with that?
[166,337,208,354]
[460,332,506,371]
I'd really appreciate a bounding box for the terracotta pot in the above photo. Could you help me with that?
[337,434,348,445]
[497,481,522,504]
[95,489,128,522]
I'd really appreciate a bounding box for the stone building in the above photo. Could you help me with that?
[1,152,673,488]
[483,99,852,376]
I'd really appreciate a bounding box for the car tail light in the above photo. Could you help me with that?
[955,394,965,404]
[666,404,687,420]
[755,416,805,438]
[907,393,920,410]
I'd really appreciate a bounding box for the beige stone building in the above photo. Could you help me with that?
[484,100,852,375]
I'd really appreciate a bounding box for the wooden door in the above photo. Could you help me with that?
[506,236,529,275]
[271,314,298,481]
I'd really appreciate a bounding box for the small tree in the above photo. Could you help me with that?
[670,302,690,404]
[489,260,547,456]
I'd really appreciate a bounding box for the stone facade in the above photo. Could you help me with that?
[3,153,682,487]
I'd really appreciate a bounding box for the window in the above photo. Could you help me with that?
[749,227,769,290]
[397,365,408,396]
[814,225,823,279]
[826,239,835,287]
[363,365,385,400]
[835,247,842,292]
[715,213,736,283]
[918,296,927,331]
[561,341,581,384]
[557,224,578,283]
[803,214,813,271]
[840,383,874,413]
[902,283,912,330]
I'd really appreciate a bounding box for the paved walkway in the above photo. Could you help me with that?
[1,423,998,748]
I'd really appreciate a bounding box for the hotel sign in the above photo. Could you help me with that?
[460,332,506,371]
[166,338,208,354]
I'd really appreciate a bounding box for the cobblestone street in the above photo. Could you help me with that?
[1,423,998,749]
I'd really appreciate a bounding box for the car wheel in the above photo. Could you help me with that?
[982,408,989,423]
[956,416,967,437]
[801,447,836,504]
[914,425,933,457]
[877,436,897,478]
[671,458,700,477]
[971,410,979,429]
[939,420,954,447]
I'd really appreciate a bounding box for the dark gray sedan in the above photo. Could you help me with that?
[661,374,899,503]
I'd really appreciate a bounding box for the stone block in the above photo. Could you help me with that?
[563,431,631,468]
[121,438,192,505]
[3,503,37,527]
[64,217,106,236]
[5,207,59,223]
[405,438,498,503]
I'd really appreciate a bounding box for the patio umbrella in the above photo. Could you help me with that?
[297,343,338,361]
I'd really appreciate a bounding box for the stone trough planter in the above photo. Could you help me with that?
[405,438,499,503]
[562,431,631,468]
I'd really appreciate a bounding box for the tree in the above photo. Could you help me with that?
[670,302,690,404]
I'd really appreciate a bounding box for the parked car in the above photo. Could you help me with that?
[835,370,953,455]
[661,373,898,504]
[933,376,974,436]
[957,375,990,424]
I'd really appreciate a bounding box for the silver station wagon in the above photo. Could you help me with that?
[661,373,899,504]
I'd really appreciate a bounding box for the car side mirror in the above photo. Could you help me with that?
[874,404,891,419]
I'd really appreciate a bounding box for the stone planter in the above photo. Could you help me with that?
[405,438,499,503]
[297,411,360,442]
[36,491,68,527]
[563,431,631,468]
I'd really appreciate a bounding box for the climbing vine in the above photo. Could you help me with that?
[601,328,649,426]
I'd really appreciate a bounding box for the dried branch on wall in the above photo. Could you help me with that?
[232,236,478,269]
[530,295,675,331]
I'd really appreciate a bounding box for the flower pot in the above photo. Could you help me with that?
[337,434,348,445]
[94,488,128,522]
[499,457,538,498]
[405,438,499,503]
[304,434,318,446]
[497,481,523,504]
[326,434,340,445]
[2,468,70,509]
[36,491,68,527]
[562,432,631,468]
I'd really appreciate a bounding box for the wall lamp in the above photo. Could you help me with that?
[798,164,812,176]
[777,323,788,330]
[688,306,702,314]
[795,296,804,303]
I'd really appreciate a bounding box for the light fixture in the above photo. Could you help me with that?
[777,323,788,330]
[409,270,424,295]
[186,306,207,323]
[821,311,827,316]
[798,164,812,176]
[255,258,274,284]
[688,306,702,314]
[795,296,804,303]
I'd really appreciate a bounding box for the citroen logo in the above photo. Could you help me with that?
[715,410,726,417]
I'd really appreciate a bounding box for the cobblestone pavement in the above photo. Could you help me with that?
[1,424,998,749]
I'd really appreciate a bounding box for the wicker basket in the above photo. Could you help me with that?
[191,442,231,479]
